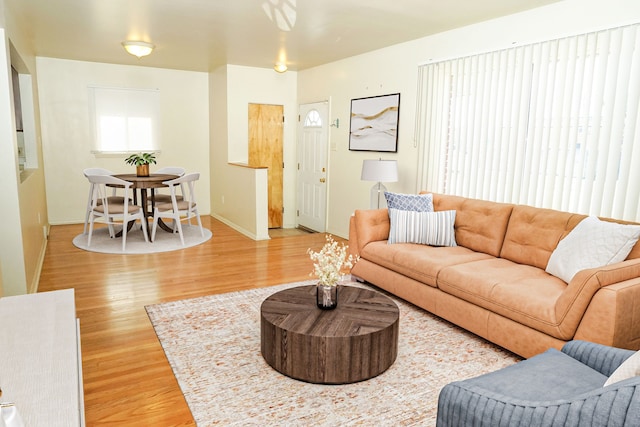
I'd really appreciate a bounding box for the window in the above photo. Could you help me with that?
[415,23,640,221]
[89,86,160,153]
[304,109,322,127]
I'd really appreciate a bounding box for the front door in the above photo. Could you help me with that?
[297,102,328,232]
[248,103,283,228]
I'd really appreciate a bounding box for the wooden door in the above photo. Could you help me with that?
[248,103,283,228]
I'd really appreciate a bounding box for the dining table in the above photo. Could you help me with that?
[111,173,179,236]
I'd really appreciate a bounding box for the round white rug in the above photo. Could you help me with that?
[73,223,212,254]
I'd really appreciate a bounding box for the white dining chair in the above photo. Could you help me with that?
[151,172,204,245]
[83,168,129,235]
[87,174,149,251]
[151,166,186,207]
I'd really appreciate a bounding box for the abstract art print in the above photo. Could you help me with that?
[349,93,400,152]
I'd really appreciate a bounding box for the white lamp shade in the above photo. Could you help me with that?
[361,159,398,183]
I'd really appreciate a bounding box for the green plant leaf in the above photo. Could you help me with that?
[124,152,157,166]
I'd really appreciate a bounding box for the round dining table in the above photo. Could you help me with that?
[112,173,179,235]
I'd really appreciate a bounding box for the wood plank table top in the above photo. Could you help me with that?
[111,173,179,235]
[112,173,179,189]
[260,285,399,384]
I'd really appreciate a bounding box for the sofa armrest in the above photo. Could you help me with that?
[352,209,389,254]
[561,340,635,376]
[555,259,640,339]
[574,275,640,350]
[571,258,640,289]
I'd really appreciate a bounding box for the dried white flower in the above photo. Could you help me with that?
[307,235,357,287]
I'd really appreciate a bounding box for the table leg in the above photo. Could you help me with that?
[114,220,135,238]
[115,189,141,238]
[141,189,151,236]
[151,188,177,234]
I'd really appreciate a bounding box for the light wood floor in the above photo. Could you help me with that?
[38,216,337,426]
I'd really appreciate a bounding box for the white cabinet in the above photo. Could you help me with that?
[0,289,84,426]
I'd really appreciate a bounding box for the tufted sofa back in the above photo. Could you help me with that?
[500,206,586,270]
[430,193,513,258]
[429,192,640,268]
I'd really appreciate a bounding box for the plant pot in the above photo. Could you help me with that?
[136,164,150,177]
[316,284,338,310]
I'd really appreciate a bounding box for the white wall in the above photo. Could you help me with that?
[210,64,297,238]
[227,65,298,230]
[0,0,49,295]
[37,57,211,225]
[298,0,640,239]
[0,28,26,295]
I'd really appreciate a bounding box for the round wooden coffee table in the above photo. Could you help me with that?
[260,285,399,384]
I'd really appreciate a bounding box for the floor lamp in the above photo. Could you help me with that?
[361,159,398,209]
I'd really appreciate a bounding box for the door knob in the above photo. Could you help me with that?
[320,178,326,183]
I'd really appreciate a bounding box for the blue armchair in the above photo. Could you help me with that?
[437,340,640,426]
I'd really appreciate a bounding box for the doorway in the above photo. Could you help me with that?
[248,103,283,229]
[296,102,328,232]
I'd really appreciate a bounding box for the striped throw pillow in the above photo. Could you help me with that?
[388,208,457,247]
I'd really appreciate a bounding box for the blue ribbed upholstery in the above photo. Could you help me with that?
[561,340,635,377]
[436,341,640,427]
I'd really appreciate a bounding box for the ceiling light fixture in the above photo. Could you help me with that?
[274,62,288,73]
[122,41,155,58]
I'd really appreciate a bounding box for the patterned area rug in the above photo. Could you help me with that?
[145,280,521,426]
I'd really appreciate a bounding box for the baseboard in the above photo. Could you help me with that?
[211,214,270,241]
[296,224,318,233]
[31,224,50,294]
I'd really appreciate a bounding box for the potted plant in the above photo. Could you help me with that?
[124,152,157,177]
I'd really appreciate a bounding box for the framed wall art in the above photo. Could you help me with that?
[349,93,400,152]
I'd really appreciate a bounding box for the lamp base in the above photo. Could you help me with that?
[370,182,388,209]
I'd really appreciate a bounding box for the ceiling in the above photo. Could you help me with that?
[6,0,561,72]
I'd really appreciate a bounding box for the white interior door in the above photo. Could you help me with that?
[297,102,328,232]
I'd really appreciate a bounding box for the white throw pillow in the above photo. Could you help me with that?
[388,208,457,247]
[604,350,640,387]
[546,216,640,283]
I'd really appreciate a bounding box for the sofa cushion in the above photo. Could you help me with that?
[546,216,640,283]
[385,192,433,211]
[500,205,586,270]
[360,241,492,287]
[437,258,573,339]
[431,193,513,257]
[388,208,457,246]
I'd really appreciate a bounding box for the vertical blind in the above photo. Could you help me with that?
[416,23,640,221]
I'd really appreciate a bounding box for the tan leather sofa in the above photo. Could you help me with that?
[349,193,640,358]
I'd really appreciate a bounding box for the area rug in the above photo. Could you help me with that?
[145,279,521,426]
[72,223,212,254]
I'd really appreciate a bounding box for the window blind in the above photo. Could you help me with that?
[416,23,640,221]
[89,86,160,153]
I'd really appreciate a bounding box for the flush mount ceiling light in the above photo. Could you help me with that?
[274,62,288,73]
[122,41,155,58]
